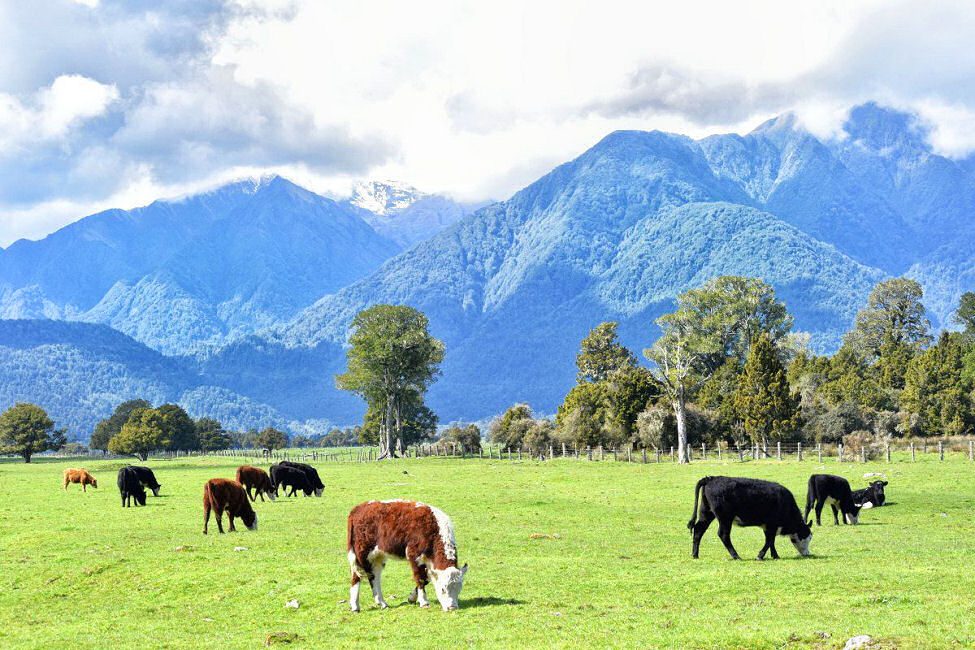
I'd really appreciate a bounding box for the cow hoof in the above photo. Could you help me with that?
[419,602,430,608]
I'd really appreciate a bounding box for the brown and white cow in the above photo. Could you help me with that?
[235,465,277,502]
[202,479,258,534]
[346,500,468,612]
[63,468,97,491]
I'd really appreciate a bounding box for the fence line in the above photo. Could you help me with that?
[6,439,975,465]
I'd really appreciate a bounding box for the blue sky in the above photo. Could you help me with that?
[1,0,974,246]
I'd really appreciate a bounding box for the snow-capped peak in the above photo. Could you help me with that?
[350,180,426,215]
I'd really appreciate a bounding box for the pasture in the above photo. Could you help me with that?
[0,454,973,648]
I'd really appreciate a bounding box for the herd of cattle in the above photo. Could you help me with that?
[61,462,888,611]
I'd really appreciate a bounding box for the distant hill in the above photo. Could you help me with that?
[3,103,974,435]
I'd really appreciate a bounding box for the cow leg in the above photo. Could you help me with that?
[215,507,225,534]
[758,527,778,560]
[831,504,840,525]
[348,550,370,612]
[690,511,715,559]
[203,502,211,534]
[228,512,237,532]
[716,518,740,560]
[82,483,87,492]
[408,557,430,607]
[814,500,824,526]
[370,560,389,609]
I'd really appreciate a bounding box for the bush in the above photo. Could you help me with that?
[633,403,715,449]
[842,430,885,460]
[523,420,555,453]
[441,424,482,453]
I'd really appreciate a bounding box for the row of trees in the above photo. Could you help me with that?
[492,277,975,464]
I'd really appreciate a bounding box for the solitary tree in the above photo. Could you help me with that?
[336,305,444,459]
[575,322,637,383]
[108,407,168,461]
[733,333,801,447]
[0,403,65,462]
[196,418,232,452]
[91,399,151,452]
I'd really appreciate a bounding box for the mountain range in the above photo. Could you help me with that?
[2,103,973,439]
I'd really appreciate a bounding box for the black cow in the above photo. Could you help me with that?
[117,466,148,507]
[852,480,888,507]
[688,476,812,560]
[805,474,861,525]
[279,460,324,497]
[270,464,314,497]
[124,465,161,497]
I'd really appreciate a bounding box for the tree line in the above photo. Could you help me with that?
[490,277,975,464]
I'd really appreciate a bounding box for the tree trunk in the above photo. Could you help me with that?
[23,453,31,463]
[675,393,690,464]
[377,398,396,460]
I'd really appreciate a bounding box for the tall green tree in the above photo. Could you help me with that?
[108,407,168,461]
[845,278,931,359]
[91,399,151,452]
[490,404,536,449]
[733,333,801,445]
[645,305,720,464]
[336,305,445,459]
[954,291,975,340]
[255,426,288,450]
[158,403,199,451]
[901,332,973,435]
[575,322,636,383]
[196,418,232,452]
[0,403,65,463]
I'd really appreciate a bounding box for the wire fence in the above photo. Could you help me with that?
[6,439,975,465]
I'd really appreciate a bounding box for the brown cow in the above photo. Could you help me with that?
[347,500,468,612]
[63,468,97,491]
[235,465,277,502]
[202,479,257,535]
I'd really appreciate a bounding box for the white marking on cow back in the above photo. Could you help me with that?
[426,504,457,561]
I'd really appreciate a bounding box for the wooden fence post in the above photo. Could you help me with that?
[599,446,604,461]
[817,444,822,463]
[587,446,592,461]
[969,440,973,462]
[642,448,648,464]
[518,447,522,461]
[797,442,802,462]
[627,448,632,463]
[738,446,743,462]
[718,443,722,461]
[549,445,554,461]
[777,442,782,461]
[838,444,843,462]
[656,448,662,463]
[911,442,915,462]
[562,443,567,458]
[939,441,944,461]
[702,443,706,460]
[670,446,675,462]
[861,446,867,463]
[886,443,891,463]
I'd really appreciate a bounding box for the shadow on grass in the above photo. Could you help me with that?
[464,596,526,608]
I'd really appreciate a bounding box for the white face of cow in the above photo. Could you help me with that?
[789,532,812,556]
[265,489,277,502]
[430,564,467,611]
[151,486,161,497]
[247,513,258,531]
[314,488,324,498]
[844,511,859,525]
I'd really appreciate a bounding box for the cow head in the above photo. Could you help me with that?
[314,487,324,498]
[243,511,258,531]
[844,503,863,525]
[429,563,468,611]
[151,485,161,497]
[90,478,98,488]
[871,481,888,505]
[790,521,813,557]
[135,491,147,506]
[264,487,277,502]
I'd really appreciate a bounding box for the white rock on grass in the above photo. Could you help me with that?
[234,546,248,551]
[844,634,872,650]
[285,599,300,609]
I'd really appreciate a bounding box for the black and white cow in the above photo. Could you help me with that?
[805,474,861,525]
[852,480,888,508]
[125,465,161,497]
[270,463,314,497]
[279,460,324,497]
[688,476,812,560]
[117,466,148,507]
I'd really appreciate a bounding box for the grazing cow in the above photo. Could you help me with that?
[688,476,812,560]
[279,460,324,497]
[202,479,257,534]
[852,480,888,508]
[236,465,277,502]
[805,474,862,525]
[347,500,468,612]
[269,463,314,497]
[63,468,98,491]
[124,465,161,497]
[117,466,147,507]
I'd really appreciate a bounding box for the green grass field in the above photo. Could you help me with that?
[1,454,973,648]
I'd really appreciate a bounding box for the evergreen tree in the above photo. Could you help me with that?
[733,333,800,444]
[0,403,65,463]
[196,418,232,452]
[901,332,973,435]
[158,403,199,451]
[575,322,636,383]
[845,278,931,359]
[254,426,288,450]
[954,291,975,340]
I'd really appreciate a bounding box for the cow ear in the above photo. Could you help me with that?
[461,563,469,576]
[882,481,888,486]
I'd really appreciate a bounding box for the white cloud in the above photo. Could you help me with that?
[2,0,975,244]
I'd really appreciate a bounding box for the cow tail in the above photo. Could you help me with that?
[346,514,354,553]
[688,477,709,531]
